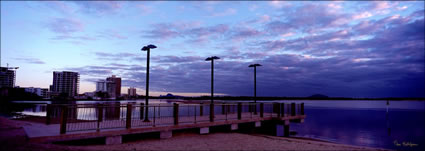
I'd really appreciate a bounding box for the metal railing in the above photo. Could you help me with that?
[45,102,304,134]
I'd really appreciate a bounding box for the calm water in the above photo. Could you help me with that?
[6,99,425,150]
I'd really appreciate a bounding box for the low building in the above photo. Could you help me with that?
[24,87,49,98]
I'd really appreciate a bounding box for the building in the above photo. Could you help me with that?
[24,87,49,98]
[106,75,121,97]
[96,79,116,98]
[0,67,17,88]
[128,87,137,97]
[51,71,79,97]
[96,80,107,92]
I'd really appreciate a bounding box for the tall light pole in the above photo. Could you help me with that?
[141,44,157,122]
[249,64,261,103]
[205,56,220,104]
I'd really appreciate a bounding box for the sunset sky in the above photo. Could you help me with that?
[1,1,424,97]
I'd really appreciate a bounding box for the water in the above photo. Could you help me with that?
[4,99,425,150]
[286,100,424,150]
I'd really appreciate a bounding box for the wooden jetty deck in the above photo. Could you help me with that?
[24,102,306,145]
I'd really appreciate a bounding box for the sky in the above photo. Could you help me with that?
[1,1,424,98]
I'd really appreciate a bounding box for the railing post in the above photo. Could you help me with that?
[260,103,264,118]
[140,103,144,120]
[291,103,296,116]
[281,103,285,117]
[46,104,51,125]
[225,104,228,121]
[287,104,291,115]
[277,103,281,117]
[200,103,204,116]
[210,103,214,122]
[59,106,68,134]
[173,103,179,125]
[126,104,132,129]
[254,103,258,115]
[237,103,242,120]
[97,104,103,131]
[301,103,305,115]
[194,106,197,124]
[222,103,225,114]
[153,106,156,127]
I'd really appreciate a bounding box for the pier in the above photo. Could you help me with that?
[24,102,306,145]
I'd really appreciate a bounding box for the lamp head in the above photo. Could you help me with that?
[205,56,220,61]
[141,44,157,51]
[249,64,262,67]
[147,44,157,49]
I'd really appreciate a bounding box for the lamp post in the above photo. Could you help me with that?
[249,64,261,114]
[205,56,220,104]
[141,44,157,122]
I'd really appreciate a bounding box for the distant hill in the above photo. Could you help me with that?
[308,94,329,98]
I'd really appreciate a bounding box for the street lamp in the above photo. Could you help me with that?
[205,56,220,104]
[249,64,261,103]
[249,63,261,115]
[141,44,157,122]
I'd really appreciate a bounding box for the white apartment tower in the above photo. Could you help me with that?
[52,71,79,97]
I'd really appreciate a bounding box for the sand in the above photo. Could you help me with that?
[0,117,389,151]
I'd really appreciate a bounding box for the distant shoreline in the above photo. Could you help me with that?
[4,97,425,102]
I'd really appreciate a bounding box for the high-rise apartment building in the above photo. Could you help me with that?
[0,67,17,88]
[128,87,137,97]
[106,75,121,97]
[52,71,79,97]
[96,79,116,98]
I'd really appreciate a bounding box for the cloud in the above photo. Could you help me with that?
[46,18,84,35]
[73,1,123,15]
[268,1,288,9]
[49,2,423,97]
[14,57,45,64]
[97,30,128,40]
[210,8,237,17]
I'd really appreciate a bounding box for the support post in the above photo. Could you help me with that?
[126,104,132,129]
[237,103,242,120]
[260,103,264,118]
[106,135,122,145]
[160,131,172,139]
[231,124,238,130]
[210,103,214,122]
[291,103,296,116]
[59,106,68,134]
[284,124,290,137]
[46,104,51,125]
[222,103,225,114]
[173,103,179,125]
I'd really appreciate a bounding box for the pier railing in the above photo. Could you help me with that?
[45,102,304,134]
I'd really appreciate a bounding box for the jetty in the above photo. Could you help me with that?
[24,102,306,145]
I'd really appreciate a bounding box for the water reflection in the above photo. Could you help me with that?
[291,100,424,150]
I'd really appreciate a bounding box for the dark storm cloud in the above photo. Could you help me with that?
[72,3,424,98]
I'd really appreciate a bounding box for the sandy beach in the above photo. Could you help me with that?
[0,117,389,151]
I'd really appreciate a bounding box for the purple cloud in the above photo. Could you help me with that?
[46,18,84,35]
[14,57,45,64]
